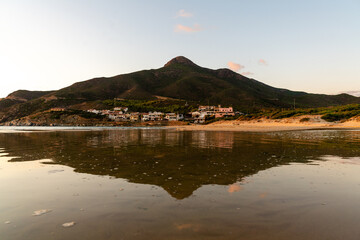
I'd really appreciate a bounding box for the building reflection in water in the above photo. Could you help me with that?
[191,131,234,149]
[91,130,235,149]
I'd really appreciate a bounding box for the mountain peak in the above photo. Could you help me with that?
[164,56,197,67]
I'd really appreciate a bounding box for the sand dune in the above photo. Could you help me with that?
[174,115,360,132]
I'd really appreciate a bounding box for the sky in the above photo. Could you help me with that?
[0,0,359,98]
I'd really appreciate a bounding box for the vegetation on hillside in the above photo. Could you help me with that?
[103,99,198,114]
[48,109,107,120]
[239,104,360,122]
[0,99,23,109]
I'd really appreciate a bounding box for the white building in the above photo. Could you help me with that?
[164,113,176,121]
[142,113,150,121]
[148,112,163,121]
[114,107,128,112]
[108,113,129,121]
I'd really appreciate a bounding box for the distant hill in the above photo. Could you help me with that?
[1,56,360,123]
[6,90,54,101]
[344,91,360,97]
[0,90,54,111]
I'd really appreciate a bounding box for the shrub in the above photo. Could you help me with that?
[321,111,360,122]
[300,117,310,122]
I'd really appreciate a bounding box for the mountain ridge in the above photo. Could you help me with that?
[0,56,360,123]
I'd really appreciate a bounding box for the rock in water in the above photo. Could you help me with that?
[62,221,76,228]
[32,209,52,216]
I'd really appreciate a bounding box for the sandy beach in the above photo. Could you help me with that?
[173,115,360,132]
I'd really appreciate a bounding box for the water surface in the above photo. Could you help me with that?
[1,128,360,239]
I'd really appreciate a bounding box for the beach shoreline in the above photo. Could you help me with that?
[2,115,360,133]
[171,115,360,132]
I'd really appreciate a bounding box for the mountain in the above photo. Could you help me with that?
[50,56,360,107]
[6,90,54,101]
[344,91,360,97]
[0,90,54,110]
[1,56,360,123]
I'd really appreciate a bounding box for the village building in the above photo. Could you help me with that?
[114,107,128,112]
[100,110,112,115]
[177,114,184,121]
[164,113,184,121]
[87,109,100,114]
[191,111,201,118]
[86,105,233,124]
[191,111,207,124]
[141,113,150,121]
[198,105,234,118]
[108,113,129,121]
[215,106,235,118]
[164,113,177,121]
[148,112,163,121]
[130,112,140,122]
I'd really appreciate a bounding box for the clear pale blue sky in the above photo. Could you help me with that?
[0,0,359,97]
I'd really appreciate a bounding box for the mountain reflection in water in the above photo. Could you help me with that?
[1,129,360,199]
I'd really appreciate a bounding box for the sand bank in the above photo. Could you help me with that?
[173,115,360,132]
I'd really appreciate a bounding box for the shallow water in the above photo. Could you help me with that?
[1,128,360,239]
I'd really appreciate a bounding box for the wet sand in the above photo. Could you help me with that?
[2,129,360,239]
[173,115,360,132]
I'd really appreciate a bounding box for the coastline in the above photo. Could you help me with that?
[2,115,360,133]
[172,115,360,132]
